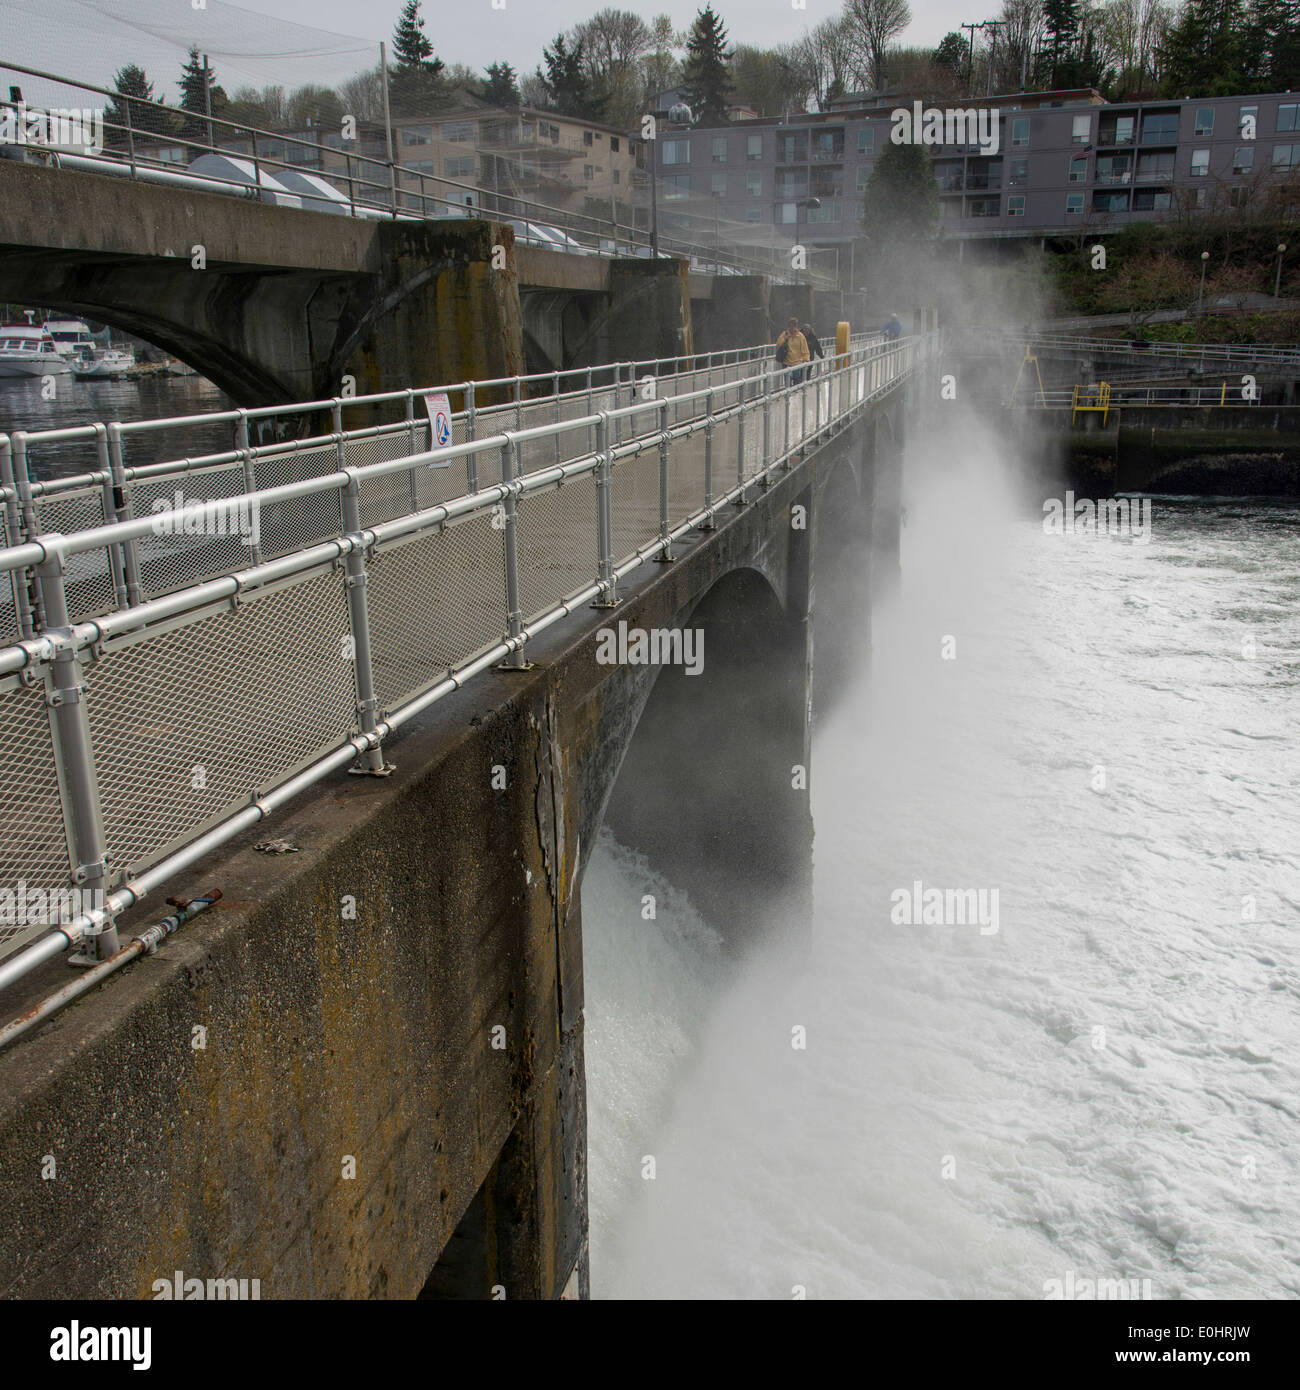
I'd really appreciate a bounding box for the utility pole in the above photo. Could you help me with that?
[961,23,984,92]
[201,53,213,151]
[648,132,659,256]
[379,42,397,217]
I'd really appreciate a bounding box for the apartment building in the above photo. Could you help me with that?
[661,88,1300,262]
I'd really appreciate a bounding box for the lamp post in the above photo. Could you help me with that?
[1275,242,1288,300]
[1198,249,1210,316]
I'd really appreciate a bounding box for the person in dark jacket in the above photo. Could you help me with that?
[800,323,825,375]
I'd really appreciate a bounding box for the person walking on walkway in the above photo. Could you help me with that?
[801,322,825,376]
[776,317,811,384]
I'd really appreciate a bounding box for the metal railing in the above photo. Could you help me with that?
[965,329,1300,369]
[1007,383,1268,407]
[0,59,838,287]
[0,334,925,987]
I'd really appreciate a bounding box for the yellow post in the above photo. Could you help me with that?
[836,320,850,366]
[1220,380,1226,406]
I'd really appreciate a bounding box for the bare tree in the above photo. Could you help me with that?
[841,0,912,91]
[797,16,854,109]
[338,67,385,124]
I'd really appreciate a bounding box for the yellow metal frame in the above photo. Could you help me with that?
[1071,381,1111,425]
[1008,345,1047,406]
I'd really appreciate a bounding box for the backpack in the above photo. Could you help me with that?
[775,336,789,366]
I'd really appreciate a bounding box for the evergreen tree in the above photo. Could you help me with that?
[541,35,603,118]
[1158,0,1246,96]
[681,6,733,125]
[104,64,173,146]
[1242,0,1300,89]
[933,32,970,79]
[1041,0,1081,88]
[390,0,448,114]
[861,138,940,242]
[178,46,227,145]
[483,62,521,108]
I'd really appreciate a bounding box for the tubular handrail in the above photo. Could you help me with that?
[0,332,933,990]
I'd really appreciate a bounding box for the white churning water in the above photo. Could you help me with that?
[583,424,1300,1299]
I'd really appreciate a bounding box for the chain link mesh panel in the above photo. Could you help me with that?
[85,568,356,878]
[516,476,600,620]
[367,513,508,711]
[610,450,661,564]
[0,678,71,960]
[130,463,253,602]
[667,432,707,528]
[251,445,344,560]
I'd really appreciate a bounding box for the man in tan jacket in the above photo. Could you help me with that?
[775,318,811,384]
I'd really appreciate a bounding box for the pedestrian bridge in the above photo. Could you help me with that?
[0,332,929,1298]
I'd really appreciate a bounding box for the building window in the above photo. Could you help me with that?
[1011,118,1030,147]
[402,125,433,145]
[662,138,690,165]
[1234,146,1255,172]
[807,200,839,222]
[1132,189,1172,210]
[1278,104,1299,133]
[747,135,763,160]
[775,201,797,224]
[1239,105,1258,134]
[967,196,1000,217]
[406,159,434,176]
[1072,115,1091,144]
[857,199,867,219]
[856,165,872,189]
[1273,144,1300,168]
[1096,153,1130,182]
[1141,112,1179,143]
[712,136,727,162]
[711,171,726,194]
[441,121,474,143]
[858,127,875,154]
[583,130,594,146]
[1194,107,1214,136]
[1137,151,1174,178]
[583,164,594,180]
[610,136,620,152]
[1100,114,1136,145]
[1008,194,1025,216]
[1066,192,1084,213]
[1191,148,1210,176]
[1069,156,1088,183]
[777,131,807,162]
[664,173,690,199]
[445,156,474,178]
[746,206,762,222]
[613,169,621,184]
[1008,157,1028,186]
[1092,190,1129,212]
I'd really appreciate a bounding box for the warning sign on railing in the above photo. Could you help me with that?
[425,392,454,463]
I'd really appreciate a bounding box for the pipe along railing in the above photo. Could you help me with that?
[0,335,926,1020]
[0,336,884,643]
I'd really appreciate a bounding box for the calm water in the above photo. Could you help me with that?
[0,373,232,480]
[583,421,1300,1299]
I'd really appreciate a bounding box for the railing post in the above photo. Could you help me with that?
[655,398,674,561]
[37,542,118,962]
[123,98,137,179]
[105,424,142,609]
[735,396,747,506]
[405,390,420,515]
[514,376,523,432]
[553,370,563,464]
[465,383,479,493]
[335,466,391,774]
[234,411,263,568]
[761,367,773,489]
[92,426,129,612]
[0,435,35,638]
[593,414,618,608]
[497,437,533,669]
[699,387,716,530]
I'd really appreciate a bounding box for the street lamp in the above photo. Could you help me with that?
[1275,243,1288,300]
[1198,250,1210,315]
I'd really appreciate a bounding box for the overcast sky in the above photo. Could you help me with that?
[222,0,974,79]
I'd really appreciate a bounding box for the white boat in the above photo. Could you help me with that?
[43,317,98,359]
[0,322,71,377]
[71,346,135,380]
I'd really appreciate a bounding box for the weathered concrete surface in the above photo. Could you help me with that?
[606,257,694,364]
[0,160,525,405]
[691,274,770,355]
[0,392,901,1300]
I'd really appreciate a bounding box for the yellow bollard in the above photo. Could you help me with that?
[836,320,850,366]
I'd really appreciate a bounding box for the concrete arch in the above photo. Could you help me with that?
[578,563,811,951]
